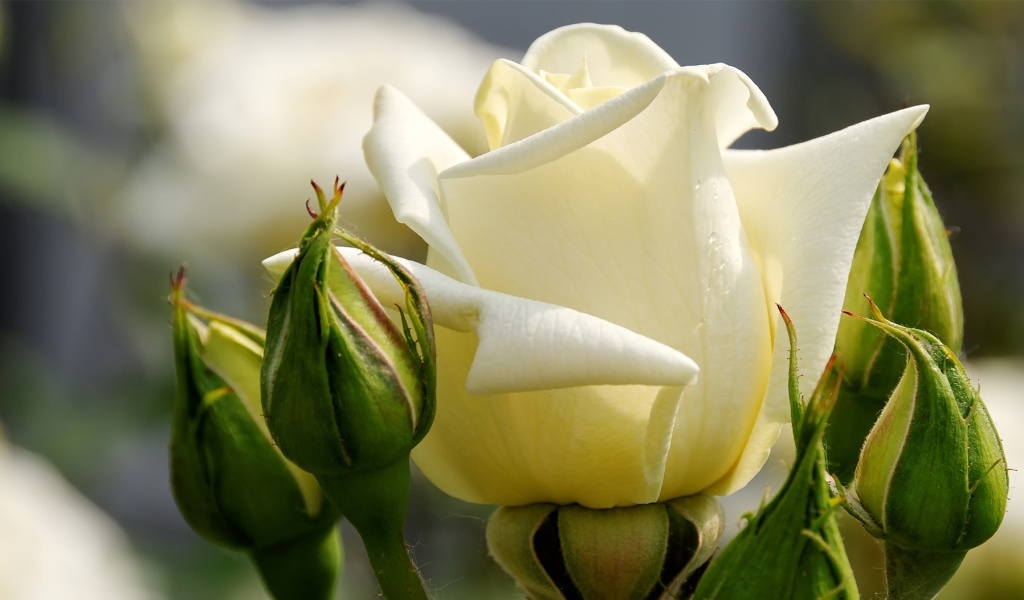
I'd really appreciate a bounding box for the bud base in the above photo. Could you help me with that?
[318,460,427,600]
[883,544,966,600]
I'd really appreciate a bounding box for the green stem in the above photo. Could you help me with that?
[361,524,429,600]
[813,453,859,599]
[884,544,965,600]
[319,460,428,600]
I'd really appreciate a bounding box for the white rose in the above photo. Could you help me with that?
[115,1,506,262]
[0,443,162,600]
[268,24,927,508]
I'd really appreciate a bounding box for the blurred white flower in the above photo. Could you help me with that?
[0,443,163,600]
[114,1,507,264]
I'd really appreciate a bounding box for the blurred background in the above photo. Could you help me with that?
[0,1,1021,598]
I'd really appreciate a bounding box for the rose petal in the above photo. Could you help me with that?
[708,65,778,147]
[520,24,775,147]
[265,246,701,507]
[444,64,775,181]
[362,85,477,284]
[417,328,680,507]
[521,23,680,89]
[200,322,264,422]
[475,59,581,150]
[351,253,698,506]
[707,105,930,495]
[341,248,698,392]
[437,66,777,498]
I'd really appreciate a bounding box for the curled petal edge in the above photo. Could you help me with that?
[442,63,776,183]
[707,105,930,497]
[520,23,680,86]
[264,248,699,396]
[363,84,478,285]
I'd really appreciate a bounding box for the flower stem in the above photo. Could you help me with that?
[361,523,429,600]
[319,460,428,600]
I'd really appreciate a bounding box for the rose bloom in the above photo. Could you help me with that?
[0,443,161,600]
[116,1,504,263]
[268,24,926,508]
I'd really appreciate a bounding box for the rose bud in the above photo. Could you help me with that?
[829,131,964,482]
[260,179,434,479]
[487,496,723,600]
[260,180,435,598]
[694,308,857,600]
[845,300,1008,598]
[168,269,341,600]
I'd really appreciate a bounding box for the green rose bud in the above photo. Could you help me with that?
[838,131,963,391]
[260,179,435,479]
[168,269,341,600]
[261,180,436,600]
[845,300,1008,598]
[694,307,857,600]
[829,131,964,482]
[487,496,723,600]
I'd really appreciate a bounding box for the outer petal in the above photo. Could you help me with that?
[362,85,477,284]
[521,23,679,88]
[200,322,264,425]
[418,330,686,507]
[264,248,698,393]
[520,24,775,147]
[475,59,581,150]
[264,248,699,507]
[341,250,699,507]
[437,66,776,499]
[709,105,929,495]
[707,66,778,148]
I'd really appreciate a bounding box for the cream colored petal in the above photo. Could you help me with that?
[263,248,697,392]
[538,59,630,110]
[475,59,581,150]
[335,248,699,393]
[438,67,775,498]
[443,65,775,181]
[414,327,680,507]
[201,322,264,423]
[565,85,629,111]
[521,23,679,88]
[265,247,700,507]
[705,64,778,147]
[708,105,929,495]
[519,26,774,145]
[0,448,161,599]
[362,85,477,284]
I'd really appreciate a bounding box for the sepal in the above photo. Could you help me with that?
[692,307,857,600]
[487,497,724,599]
